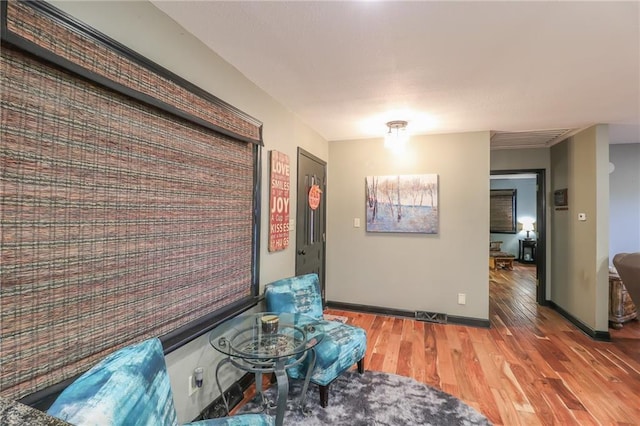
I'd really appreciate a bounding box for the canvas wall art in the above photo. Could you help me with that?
[269,150,290,251]
[365,174,439,233]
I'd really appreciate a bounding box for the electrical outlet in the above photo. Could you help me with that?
[457,293,466,305]
[188,375,198,396]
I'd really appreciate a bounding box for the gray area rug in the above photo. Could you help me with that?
[237,370,491,425]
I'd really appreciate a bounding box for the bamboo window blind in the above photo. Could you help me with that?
[1,0,262,399]
[490,189,517,234]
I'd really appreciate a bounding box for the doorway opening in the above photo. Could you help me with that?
[490,169,546,305]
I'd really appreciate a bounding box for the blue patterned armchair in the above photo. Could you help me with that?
[265,273,367,407]
[47,338,272,426]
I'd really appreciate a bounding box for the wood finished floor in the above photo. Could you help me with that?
[239,264,640,425]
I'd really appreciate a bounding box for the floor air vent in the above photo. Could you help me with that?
[415,311,448,323]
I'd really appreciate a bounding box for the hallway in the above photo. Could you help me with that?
[325,264,640,425]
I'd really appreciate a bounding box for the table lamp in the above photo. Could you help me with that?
[523,222,534,240]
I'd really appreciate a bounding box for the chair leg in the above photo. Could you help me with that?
[357,358,365,374]
[319,384,329,408]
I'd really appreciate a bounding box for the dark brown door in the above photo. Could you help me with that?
[295,148,326,302]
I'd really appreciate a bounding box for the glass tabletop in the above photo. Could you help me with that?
[209,312,324,361]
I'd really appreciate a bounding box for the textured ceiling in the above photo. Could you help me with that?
[152,1,639,147]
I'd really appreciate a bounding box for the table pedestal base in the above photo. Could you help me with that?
[215,349,316,426]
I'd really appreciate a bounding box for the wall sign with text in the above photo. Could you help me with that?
[269,151,290,252]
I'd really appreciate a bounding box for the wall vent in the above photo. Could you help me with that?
[415,311,448,323]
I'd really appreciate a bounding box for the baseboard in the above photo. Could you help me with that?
[326,301,490,328]
[447,315,491,328]
[547,301,611,341]
[327,300,414,318]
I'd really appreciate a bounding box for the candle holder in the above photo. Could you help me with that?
[261,314,279,334]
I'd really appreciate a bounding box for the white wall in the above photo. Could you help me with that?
[549,125,609,332]
[609,143,640,261]
[49,1,327,422]
[327,131,490,320]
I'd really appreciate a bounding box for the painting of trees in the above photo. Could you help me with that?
[365,174,439,233]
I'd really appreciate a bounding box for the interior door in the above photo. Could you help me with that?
[295,148,327,302]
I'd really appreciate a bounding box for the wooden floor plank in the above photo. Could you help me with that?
[410,320,427,383]
[432,323,457,388]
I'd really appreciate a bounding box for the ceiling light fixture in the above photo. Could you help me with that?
[384,120,408,151]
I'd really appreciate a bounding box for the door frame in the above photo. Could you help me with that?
[491,168,547,305]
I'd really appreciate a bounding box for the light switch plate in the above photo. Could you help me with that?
[578,213,587,221]
[457,293,466,305]
[354,218,361,228]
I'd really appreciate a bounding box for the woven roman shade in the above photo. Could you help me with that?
[1,0,262,400]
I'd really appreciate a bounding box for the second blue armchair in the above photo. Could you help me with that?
[47,338,272,426]
[265,273,367,408]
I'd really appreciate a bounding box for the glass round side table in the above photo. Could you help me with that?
[209,312,324,426]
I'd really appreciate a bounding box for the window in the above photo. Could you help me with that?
[490,189,517,233]
[1,0,262,400]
